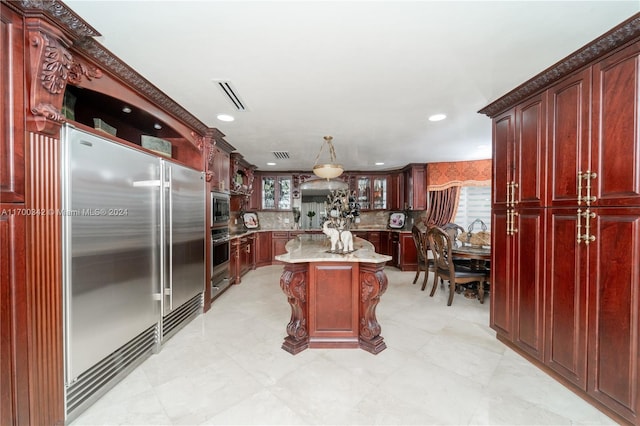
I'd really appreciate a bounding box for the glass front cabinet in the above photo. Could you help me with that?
[354,175,387,210]
[261,175,292,210]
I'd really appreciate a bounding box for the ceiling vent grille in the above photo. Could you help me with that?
[272,151,290,160]
[214,80,247,111]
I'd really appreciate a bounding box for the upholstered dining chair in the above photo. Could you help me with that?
[411,225,436,291]
[427,226,489,306]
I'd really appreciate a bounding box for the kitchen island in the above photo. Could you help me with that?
[275,234,392,355]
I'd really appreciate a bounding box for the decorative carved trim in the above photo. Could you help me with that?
[67,59,102,85]
[359,263,387,340]
[31,102,63,122]
[17,0,101,38]
[26,21,70,134]
[280,264,308,354]
[479,14,640,117]
[72,37,209,135]
[38,31,71,94]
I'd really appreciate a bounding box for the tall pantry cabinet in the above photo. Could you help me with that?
[481,15,640,425]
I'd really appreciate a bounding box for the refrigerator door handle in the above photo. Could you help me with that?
[167,165,174,311]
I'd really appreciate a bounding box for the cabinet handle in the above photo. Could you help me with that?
[584,171,597,206]
[578,171,597,205]
[577,171,583,205]
[577,208,596,245]
[512,211,518,234]
[506,209,512,235]
[576,208,583,243]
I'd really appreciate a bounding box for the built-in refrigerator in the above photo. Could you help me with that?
[61,124,205,420]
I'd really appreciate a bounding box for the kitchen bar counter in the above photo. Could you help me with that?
[276,234,391,355]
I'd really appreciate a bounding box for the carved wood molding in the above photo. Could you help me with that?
[479,14,640,117]
[16,0,100,38]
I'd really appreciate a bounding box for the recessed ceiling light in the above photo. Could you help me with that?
[122,106,132,113]
[428,114,447,122]
[266,162,276,166]
[375,162,385,166]
[217,114,235,122]
[153,123,162,130]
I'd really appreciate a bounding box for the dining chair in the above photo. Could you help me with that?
[441,222,471,267]
[427,226,489,306]
[411,225,436,291]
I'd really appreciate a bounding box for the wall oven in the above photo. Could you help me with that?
[211,191,230,228]
[211,227,230,299]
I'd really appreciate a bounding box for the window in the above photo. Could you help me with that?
[454,186,491,232]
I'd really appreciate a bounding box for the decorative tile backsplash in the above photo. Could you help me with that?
[230,210,424,234]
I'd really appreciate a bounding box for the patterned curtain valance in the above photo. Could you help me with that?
[427,159,491,190]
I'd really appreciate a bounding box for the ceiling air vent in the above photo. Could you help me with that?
[214,80,247,111]
[272,151,290,160]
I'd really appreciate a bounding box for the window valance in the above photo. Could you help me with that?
[427,159,491,190]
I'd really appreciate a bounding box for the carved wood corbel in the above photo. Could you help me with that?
[26,18,72,135]
[197,129,216,182]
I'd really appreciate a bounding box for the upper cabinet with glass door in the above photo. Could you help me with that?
[261,175,292,210]
[354,175,387,210]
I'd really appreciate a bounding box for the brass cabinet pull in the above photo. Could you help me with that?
[584,171,597,205]
[577,208,596,244]
[578,170,597,205]
[577,171,583,205]
[512,211,518,234]
[577,208,583,243]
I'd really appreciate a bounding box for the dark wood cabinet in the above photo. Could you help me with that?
[388,172,403,210]
[483,21,640,425]
[255,231,272,267]
[0,5,25,203]
[398,232,418,271]
[403,164,427,211]
[272,231,290,264]
[210,146,230,193]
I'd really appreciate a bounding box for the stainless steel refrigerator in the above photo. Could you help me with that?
[61,124,205,419]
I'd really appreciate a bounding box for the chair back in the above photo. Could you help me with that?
[411,225,428,263]
[427,226,454,277]
[441,223,465,247]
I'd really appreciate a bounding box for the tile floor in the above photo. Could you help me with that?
[70,266,616,425]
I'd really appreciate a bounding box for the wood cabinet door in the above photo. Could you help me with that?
[490,209,513,338]
[592,42,640,208]
[492,109,515,209]
[271,232,289,264]
[0,6,25,203]
[547,68,591,208]
[545,208,588,389]
[398,232,417,271]
[512,208,546,360]
[308,263,359,341]
[587,207,640,422]
[255,232,272,267]
[388,172,403,210]
[515,94,547,208]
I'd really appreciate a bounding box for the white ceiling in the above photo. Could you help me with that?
[64,1,639,172]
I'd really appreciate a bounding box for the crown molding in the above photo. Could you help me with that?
[479,13,640,117]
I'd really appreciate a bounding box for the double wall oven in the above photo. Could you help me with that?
[211,192,230,299]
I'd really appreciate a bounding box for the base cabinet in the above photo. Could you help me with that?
[255,232,272,267]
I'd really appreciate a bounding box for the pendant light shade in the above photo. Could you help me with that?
[313,136,343,180]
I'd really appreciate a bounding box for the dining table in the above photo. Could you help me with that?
[451,244,491,303]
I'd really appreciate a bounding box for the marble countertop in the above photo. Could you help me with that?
[275,234,392,264]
